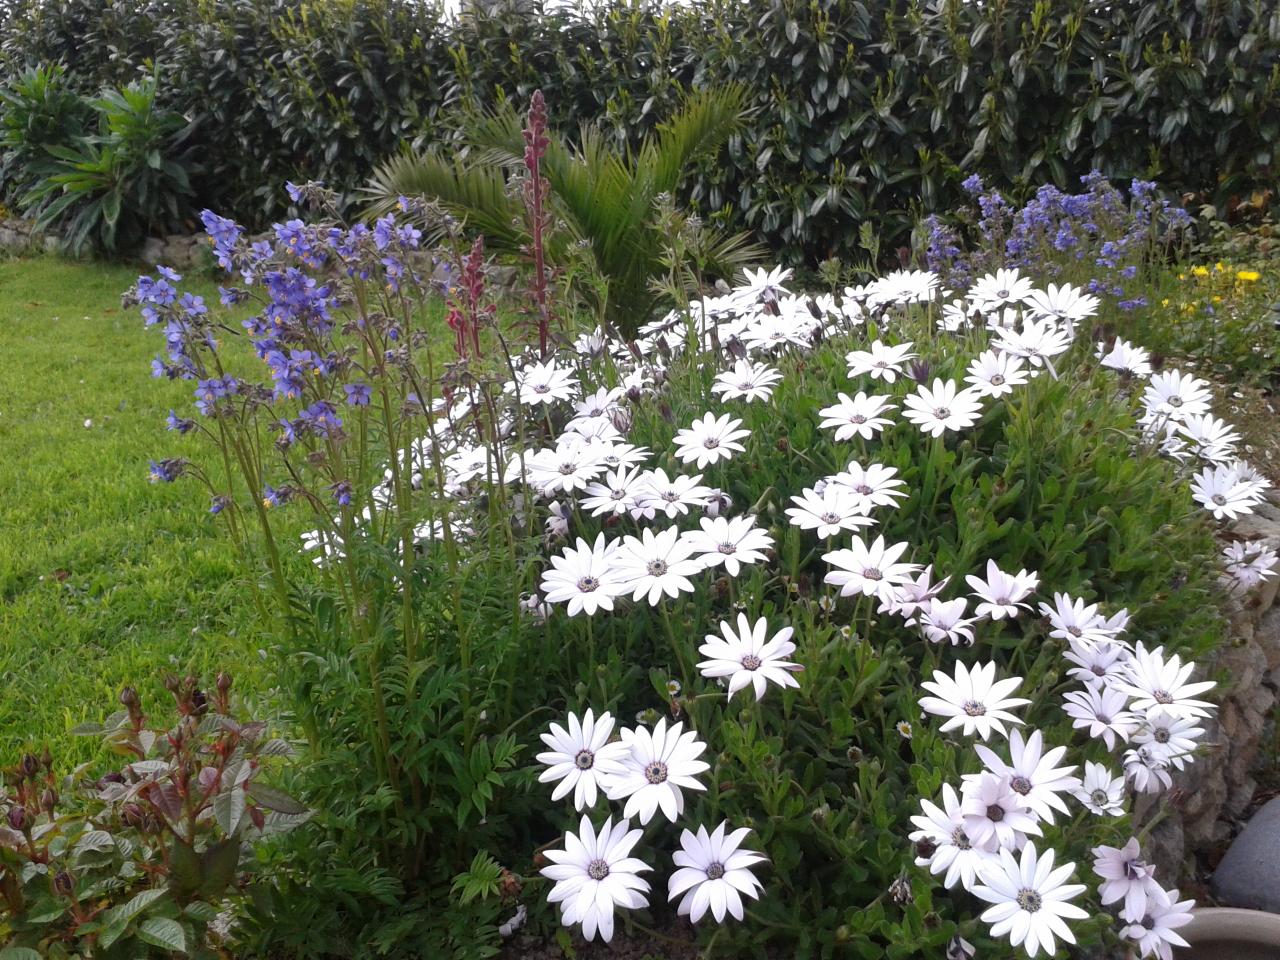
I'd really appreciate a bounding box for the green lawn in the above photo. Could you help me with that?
[0,255,264,761]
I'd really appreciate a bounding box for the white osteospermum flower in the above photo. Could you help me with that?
[901,378,984,437]
[614,526,703,606]
[972,728,1079,824]
[673,412,750,468]
[1117,642,1216,720]
[537,710,631,810]
[1191,463,1266,520]
[581,465,644,517]
[879,564,951,622]
[1038,592,1116,647]
[711,359,782,403]
[633,469,713,520]
[738,265,792,303]
[827,461,909,512]
[908,783,1000,889]
[968,268,1036,313]
[823,535,920,601]
[1141,369,1212,421]
[960,771,1043,850]
[971,844,1089,958]
[541,815,651,943]
[1119,886,1195,958]
[1176,413,1240,463]
[992,317,1074,371]
[966,559,1039,620]
[540,535,627,617]
[818,391,897,441]
[681,515,774,577]
[697,613,802,702]
[1096,338,1153,378]
[514,359,579,406]
[919,597,976,646]
[1221,540,1279,594]
[669,822,767,923]
[1072,761,1126,816]
[846,340,917,382]
[607,718,710,824]
[1123,746,1173,794]
[1063,638,1131,690]
[1132,708,1204,770]
[787,486,875,539]
[1023,282,1099,328]
[918,660,1029,740]
[964,349,1030,399]
[1092,838,1161,922]
[1062,686,1138,751]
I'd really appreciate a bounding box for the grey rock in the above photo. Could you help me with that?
[1211,796,1280,912]
[141,237,166,265]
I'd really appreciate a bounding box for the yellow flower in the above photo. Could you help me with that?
[1236,270,1260,282]
[1160,298,1170,307]
[1191,266,1209,278]
[1215,261,1226,272]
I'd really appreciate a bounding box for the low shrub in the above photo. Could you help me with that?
[124,163,1273,958]
[0,675,305,957]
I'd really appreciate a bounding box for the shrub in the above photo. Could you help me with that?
[126,170,1263,958]
[19,76,199,254]
[4,0,1277,260]
[0,63,90,206]
[0,675,305,957]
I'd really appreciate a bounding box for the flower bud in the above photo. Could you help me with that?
[122,803,147,829]
[216,672,233,694]
[41,788,57,815]
[20,754,39,778]
[54,870,74,897]
[7,806,27,831]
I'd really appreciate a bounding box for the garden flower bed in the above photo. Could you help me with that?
[92,175,1274,957]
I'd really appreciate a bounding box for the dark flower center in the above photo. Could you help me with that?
[1067,625,1083,636]
[1153,727,1170,744]
[855,484,873,495]
[1211,494,1226,505]
[933,407,951,419]
[718,542,737,554]
[1169,396,1183,407]
[1016,889,1042,913]
[822,512,842,524]
[533,383,550,394]
[703,437,720,448]
[1010,776,1032,795]
[951,828,971,850]
[644,761,668,784]
[990,374,1005,386]
[586,858,610,881]
[986,804,1006,822]
[962,700,986,717]
[741,654,762,671]
[1153,690,1175,705]
[850,414,866,424]
[1091,789,1110,806]
[647,559,669,577]
[705,862,726,880]
[863,567,883,581]
[575,749,595,770]
[577,576,600,592]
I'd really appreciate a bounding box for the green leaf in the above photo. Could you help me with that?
[213,783,246,836]
[246,781,307,815]
[169,839,202,900]
[101,887,168,928]
[199,837,241,898]
[138,917,186,952]
[0,948,45,960]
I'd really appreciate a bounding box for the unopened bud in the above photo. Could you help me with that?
[7,806,27,831]
[54,870,74,897]
[41,788,56,815]
[122,803,146,829]
[20,754,39,778]
[216,672,233,694]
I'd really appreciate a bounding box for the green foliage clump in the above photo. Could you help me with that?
[2,0,1277,260]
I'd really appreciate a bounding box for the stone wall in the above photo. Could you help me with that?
[0,216,60,254]
[1137,493,1280,890]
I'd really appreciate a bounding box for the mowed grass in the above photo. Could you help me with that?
[0,255,266,762]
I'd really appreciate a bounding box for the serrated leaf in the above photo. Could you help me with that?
[246,781,307,815]
[213,783,246,836]
[74,830,116,855]
[138,917,186,952]
[102,887,168,928]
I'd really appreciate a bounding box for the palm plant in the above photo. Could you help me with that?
[364,87,765,337]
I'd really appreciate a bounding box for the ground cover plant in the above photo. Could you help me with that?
[118,155,1276,958]
[0,256,262,762]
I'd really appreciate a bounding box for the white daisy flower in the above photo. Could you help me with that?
[673,412,750,468]
[1061,686,1138,750]
[527,443,606,495]
[1123,746,1173,794]
[581,465,645,517]
[991,317,1074,371]
[971,844,1088,958]
[1221,541,1279,594]
[1063,638,1132,690]
[1023,282,1099,328]
[908,783,1000,889]
[918,660,1029,740]
[961,770,1044,851]
[1096,338,1153,378]
[1191,463,1266,520]
[1038,592,1116,647]
[632,468,713,520]
[1177,413,1240,463]
[536,710,631,810]
[614,526,704,606]
[1072,761,1126,816]
[964,350,1030,399]
[971,729,1079,824]
[541,815,651,943]
[1092,838,1161,922]
[878,564,951,623]
[817,391,897,441]
[606,718,710,824]
[786,486,875,539]
[738,265,792,303]
[1119,885,1195,958]
[845,340,917,383]
[1132,708,1204,770]
[968,268,1037,313]
[697,613,802,702]
[1140,369,1212,421]
[823,535,921,602]
[711,359,782,403]
[919,597,977,646]
[826,461,909,512]
[681,515,774,577]
[1117,642,1216,719]
[513,359,579,406]
[540,535,627,617]
[668,822,766,924]
[597,442,651,471]
[966,559,1039,620]
[901,378,984,437]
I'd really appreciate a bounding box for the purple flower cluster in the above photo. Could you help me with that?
[927,172,1191,311]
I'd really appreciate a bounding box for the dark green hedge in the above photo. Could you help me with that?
[1,0,1276,263]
